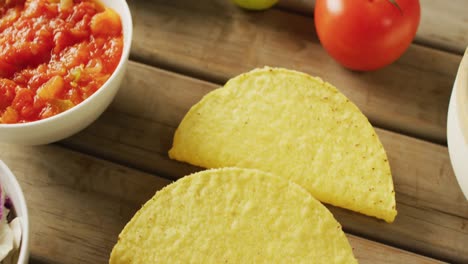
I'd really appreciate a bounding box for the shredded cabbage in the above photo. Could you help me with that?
[0,185,21,263]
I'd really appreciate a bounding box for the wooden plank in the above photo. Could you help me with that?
[277,0,315,13]
[350,235,445,264]
[277,0,468,54]
[0,145,444,264]
[0,145,169,264]
[62,61,468,262]
[128,0,461,144]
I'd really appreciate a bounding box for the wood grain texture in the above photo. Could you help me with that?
[277,0,468,54]
[128,0,461,144]
[0,145,444,264]
[0,145,170,264]
[61,61,468,262]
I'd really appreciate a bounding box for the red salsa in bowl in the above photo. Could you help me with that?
[0,0,123,124]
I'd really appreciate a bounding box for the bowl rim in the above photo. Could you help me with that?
[455,47,468,145]
[0,0,133,129]
[447,85,468,200]
[447,47,468,200]
[0,160,29,264]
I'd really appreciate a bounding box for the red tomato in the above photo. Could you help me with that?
[315,0,420,71]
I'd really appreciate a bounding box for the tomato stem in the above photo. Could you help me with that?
[388,0,402,14]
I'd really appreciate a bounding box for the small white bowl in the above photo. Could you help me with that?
[0,161,29,264]
[0,0,133,145]
[447,47,468,200]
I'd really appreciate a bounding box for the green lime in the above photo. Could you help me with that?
[232,0,279,10]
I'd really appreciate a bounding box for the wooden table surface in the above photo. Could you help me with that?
[2,0,468,263]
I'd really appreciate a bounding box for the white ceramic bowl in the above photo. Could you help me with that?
[0,161,29,264]
[447,47,468,200]
[0,0,133,145]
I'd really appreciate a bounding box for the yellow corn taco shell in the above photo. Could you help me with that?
[169,67,397,222]
[110,168,357,263]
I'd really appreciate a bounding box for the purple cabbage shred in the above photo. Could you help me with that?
[4,197,12,209]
